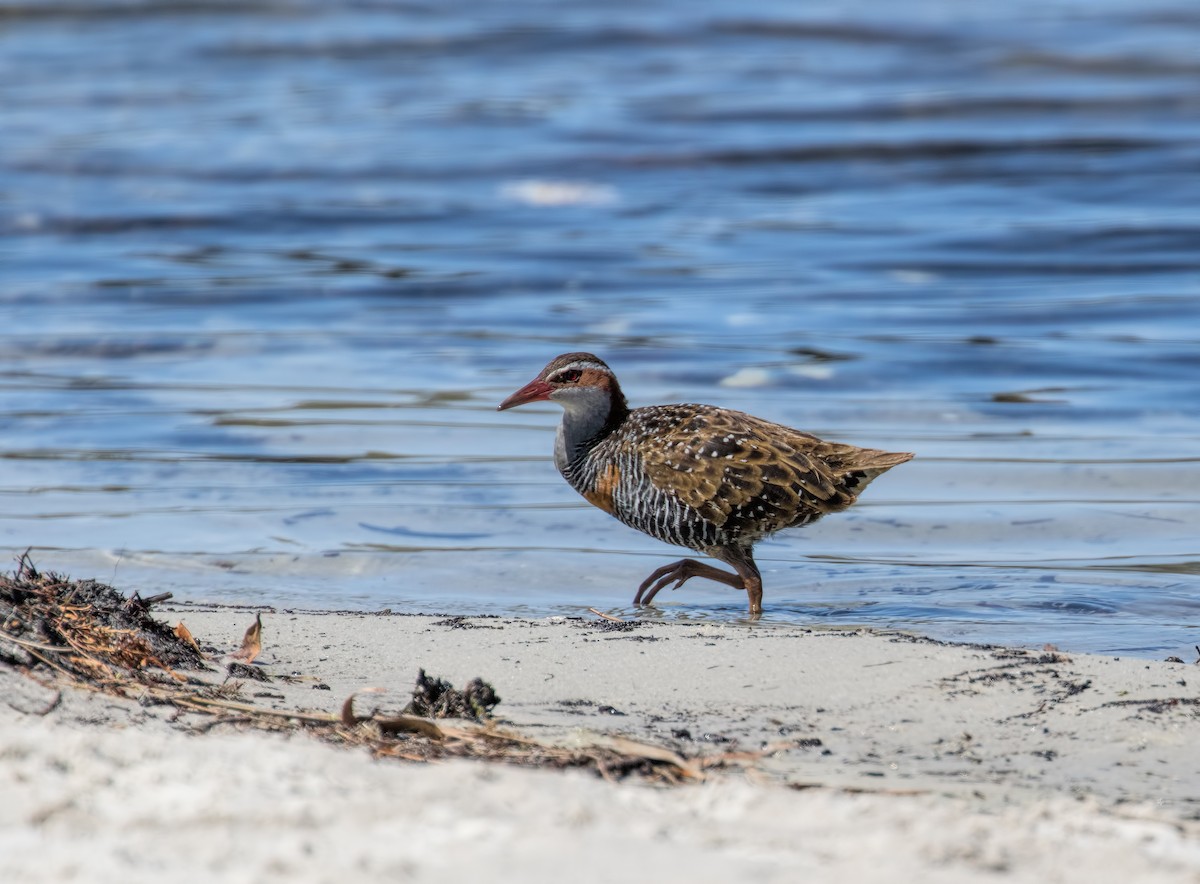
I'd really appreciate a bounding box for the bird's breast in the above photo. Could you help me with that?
[581,461,621,516]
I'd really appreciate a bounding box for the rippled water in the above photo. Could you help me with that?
[2,0,1198,657]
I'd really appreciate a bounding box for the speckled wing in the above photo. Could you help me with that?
[635,405,854,533]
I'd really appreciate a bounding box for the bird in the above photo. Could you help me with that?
[498,352,912,617]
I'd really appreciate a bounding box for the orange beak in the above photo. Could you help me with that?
[498,377,553,410]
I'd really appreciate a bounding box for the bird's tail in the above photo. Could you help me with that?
[846,449,914,489]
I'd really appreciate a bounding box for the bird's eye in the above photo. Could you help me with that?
[555,369,582,384]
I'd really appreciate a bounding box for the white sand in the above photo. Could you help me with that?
[3,610,1199,882]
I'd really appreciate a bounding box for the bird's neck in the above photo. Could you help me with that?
[554,383,629,471]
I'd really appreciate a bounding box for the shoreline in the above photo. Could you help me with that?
[3,602,1200,881]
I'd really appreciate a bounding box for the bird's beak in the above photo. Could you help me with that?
[498,377,553,411]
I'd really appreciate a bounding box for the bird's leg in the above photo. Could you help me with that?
[714,547,763,618]
[634,547,764,618]
[634,559,743,606]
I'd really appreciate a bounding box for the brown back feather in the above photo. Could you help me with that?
[635,405,911,530]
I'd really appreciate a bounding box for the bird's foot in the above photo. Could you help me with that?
[634,559,743,606]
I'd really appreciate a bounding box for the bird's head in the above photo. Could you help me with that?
[498,352,626,416]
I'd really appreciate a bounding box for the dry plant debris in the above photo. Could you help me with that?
[230,613,263,663]
[405,668,500,720]
[0,556,702,784]
[0,553,206,686]
[173,621,202,654]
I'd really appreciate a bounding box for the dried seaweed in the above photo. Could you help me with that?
[182,685,701,783]
[404,668,500,720]
[0,553,206,686]
[0,555,705,784]
[227,661,270,682]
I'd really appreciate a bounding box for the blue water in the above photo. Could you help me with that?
[2,0,1198,657]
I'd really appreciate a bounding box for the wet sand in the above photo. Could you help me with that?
[3,608,1199,882]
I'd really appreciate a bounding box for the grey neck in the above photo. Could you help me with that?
[553,386,617,474]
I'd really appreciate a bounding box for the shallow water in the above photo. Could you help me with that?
[2,0,1198,657]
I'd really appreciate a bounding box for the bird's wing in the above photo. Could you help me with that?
[636,406,847,529]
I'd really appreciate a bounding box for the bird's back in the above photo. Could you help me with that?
[563,404,912,553]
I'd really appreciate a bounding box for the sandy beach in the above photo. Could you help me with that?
[3,604,1200,883]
